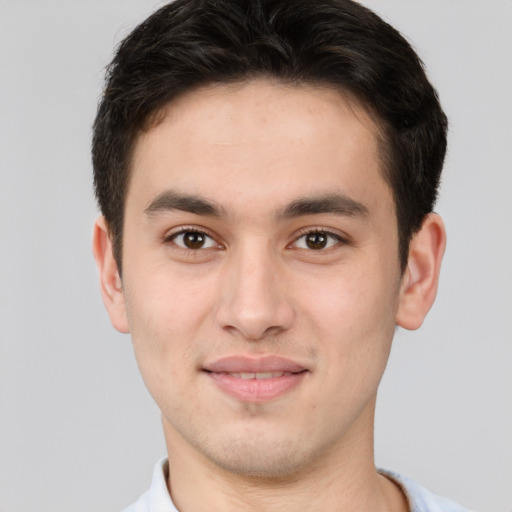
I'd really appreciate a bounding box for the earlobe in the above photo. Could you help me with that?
[396,213,446,330]
[92,217,130,333]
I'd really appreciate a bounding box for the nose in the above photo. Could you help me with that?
[214,241,295,341]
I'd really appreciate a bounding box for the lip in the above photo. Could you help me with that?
[204,355,307,374]
[203,355,309,403]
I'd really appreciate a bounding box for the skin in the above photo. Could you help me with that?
[94,79,446,511]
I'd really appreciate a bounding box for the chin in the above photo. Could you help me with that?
[210,445,306,479]
[199,428,324,480]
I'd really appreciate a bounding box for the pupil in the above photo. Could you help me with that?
[306,232,327,249]
[184,232,205,249]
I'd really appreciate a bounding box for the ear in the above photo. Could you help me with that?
[396,213,446,330]
[92,217,130,333]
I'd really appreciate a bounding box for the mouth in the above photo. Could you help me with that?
[202,356,309,403]
[224,371,291,379]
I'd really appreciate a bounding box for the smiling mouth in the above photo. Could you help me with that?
[224,371,291,380]
[202,356,309,402]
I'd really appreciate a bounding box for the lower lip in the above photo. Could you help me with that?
[206,372,307,403]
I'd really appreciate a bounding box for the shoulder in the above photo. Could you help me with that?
[122,490,151,512]
[379,469,473,512]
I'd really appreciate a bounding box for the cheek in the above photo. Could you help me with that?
[122,267,215,382]
[125,260,214,329]
[298,261,399,380]
[303,266,398,333]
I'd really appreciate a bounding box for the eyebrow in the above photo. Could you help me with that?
[144,190,226,217]
[144,190,368,220]
[279,194,369,219]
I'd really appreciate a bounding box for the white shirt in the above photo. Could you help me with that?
[122,458,472,512]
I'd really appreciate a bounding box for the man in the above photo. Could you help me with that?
[92,0,470,510]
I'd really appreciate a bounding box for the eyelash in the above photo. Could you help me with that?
[164,227,220,250]
[164,226,347,253]
[291,228,346,251]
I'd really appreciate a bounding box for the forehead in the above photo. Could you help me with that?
[128,79,389,217]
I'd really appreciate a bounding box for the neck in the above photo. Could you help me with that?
[162,403,408,512]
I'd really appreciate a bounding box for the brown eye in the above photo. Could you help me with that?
[293,231,341,250]
[183,232,206,249]
[305,232,328,250]
[171,230,217,250]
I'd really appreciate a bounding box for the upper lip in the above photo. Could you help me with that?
[203,355,308,374]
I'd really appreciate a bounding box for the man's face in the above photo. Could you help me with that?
[119,80,405,477]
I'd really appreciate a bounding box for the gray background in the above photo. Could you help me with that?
[0,1,510,511]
